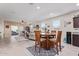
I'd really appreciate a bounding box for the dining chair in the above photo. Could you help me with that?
[50,30,56,39]
[51,30,56,36]
[51,31,62,55]
[51,30,56,34]
[34,31,41,53]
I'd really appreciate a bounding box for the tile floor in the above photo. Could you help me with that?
[0,36,79,56]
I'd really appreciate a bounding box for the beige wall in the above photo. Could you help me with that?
[4,20,27,39]
[1,10,79,40]
[0,19,4,39]
[0,19,28,39]
[4,21,11,39]
[37,10,79,41]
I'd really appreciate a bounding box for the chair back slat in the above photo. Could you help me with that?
[34,31,41,44]
[56,31,62,43]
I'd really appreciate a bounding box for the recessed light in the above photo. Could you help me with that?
[36,6,40,10]
[49,13,54,17]
[76,3,79,6]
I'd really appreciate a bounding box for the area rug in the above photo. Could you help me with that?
[27,46,56,56]
[27,46,64,56]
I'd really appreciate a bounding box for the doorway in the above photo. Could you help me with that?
[11,25,19,36]
[11,25,19,42]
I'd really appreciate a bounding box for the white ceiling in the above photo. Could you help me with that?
[0,3,79,22]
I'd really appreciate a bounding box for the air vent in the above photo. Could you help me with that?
[29,3,34,5]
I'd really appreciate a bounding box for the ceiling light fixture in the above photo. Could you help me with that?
[49,13,54,17]
[76,3,79,6]
[36,6,40,10]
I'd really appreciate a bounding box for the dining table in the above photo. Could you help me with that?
[40,32,56,50]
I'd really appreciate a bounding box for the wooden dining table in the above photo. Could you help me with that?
[40,32,56,50]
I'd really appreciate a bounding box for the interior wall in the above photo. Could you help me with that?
[0,19,4,39]
[4,21,11,39]
[37,10,79,42]
[0,18,31,40]
[4,20,27,38]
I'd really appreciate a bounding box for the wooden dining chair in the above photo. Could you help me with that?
[51,30,56,34]
[50,30,56,39]
[34,31,41,53]
[51,31,62,55]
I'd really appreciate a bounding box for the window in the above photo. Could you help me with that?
[52,20,61,28]
[41,23,46,28]
[11,26,18,32]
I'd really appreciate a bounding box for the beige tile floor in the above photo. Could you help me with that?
[0,36,79,56]
[59,43,79,56]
